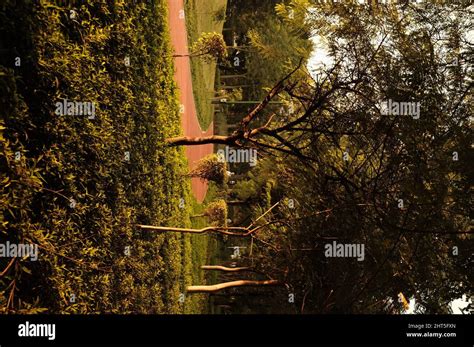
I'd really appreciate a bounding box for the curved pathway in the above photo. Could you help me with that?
[167,0,214,203]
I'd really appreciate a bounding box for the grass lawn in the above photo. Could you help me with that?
[183,200,210,313]
[184,0,227,129]
[0,0,201,313]
[185,183,222,313]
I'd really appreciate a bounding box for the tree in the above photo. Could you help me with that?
[187,154,227,184]
[137,201,281,236]
[193,199,228,225]
[187,280,281,293]
[245,13,313,93]
[220,0,314,110]
[174,32,227,62]
[253,1,473,314]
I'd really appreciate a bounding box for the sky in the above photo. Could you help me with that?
[307,35,332,76]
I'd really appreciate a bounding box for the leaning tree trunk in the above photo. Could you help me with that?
[138,201,281,236]
[137,224,250,236]
[187,280,280,293]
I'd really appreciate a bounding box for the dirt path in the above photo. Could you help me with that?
[167,0,214,203]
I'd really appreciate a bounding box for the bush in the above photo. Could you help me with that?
[203,199,227,226]
[188,154,227,184]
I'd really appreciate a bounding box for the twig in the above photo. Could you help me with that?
[0,258,16,277]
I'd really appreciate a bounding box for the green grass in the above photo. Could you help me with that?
[0,0,199,313]
[183,183,225,313]
[183,199,210,313]
[184,183,223,313]
[185,0,227,129]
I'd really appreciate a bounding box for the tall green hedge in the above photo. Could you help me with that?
[0,0,191,313]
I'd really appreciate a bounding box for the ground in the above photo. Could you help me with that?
[168,0,214,203]
[185,0,227,129]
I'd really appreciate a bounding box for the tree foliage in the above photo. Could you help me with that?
[205,1,473,314]
[190,32,228,62]
[188,154,228,184]
[203,199,228,226]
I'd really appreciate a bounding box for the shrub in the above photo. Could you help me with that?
[188,154,227,184]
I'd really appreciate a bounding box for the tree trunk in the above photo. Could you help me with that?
[138,202,280,237]
[187,280,280,293]
[220,74,248,78]
[137,224,249,236]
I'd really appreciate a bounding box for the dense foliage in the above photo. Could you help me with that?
[212,1,473,314]
[0,0,199,313]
